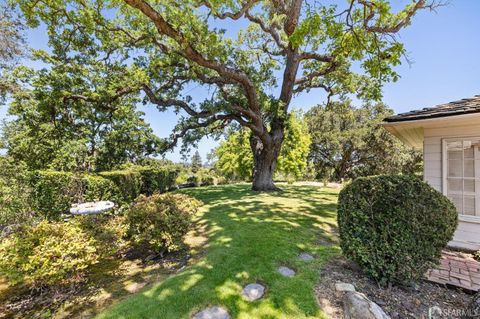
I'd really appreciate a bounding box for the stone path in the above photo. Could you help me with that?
[425,250,480,291]
[299,252,314,261]
[277,266,296,277]
[193,306,230,319]
[242,283,265,301]
[193,252,314,317]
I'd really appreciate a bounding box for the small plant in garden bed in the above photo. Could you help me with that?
[338,175,458,286]
[125,193,202,255]
[0,220,99,288]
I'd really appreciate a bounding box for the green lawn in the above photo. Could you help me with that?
[97,184,340,319]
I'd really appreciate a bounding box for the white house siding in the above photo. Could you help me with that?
[424,124,480,251]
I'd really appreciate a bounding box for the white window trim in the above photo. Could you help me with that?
[442,137,480,222]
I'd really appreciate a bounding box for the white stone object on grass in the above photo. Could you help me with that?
[299,252,314,261]
[192,306,230,319]
[277,266,296,277]
[242,283,265,301]
[70,201,115,215]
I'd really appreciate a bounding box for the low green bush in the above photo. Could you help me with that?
[187,175,201,187]
[337,175,457,286]
[98,170,142,203]
[0,220,99,287]
[216,175,228,185]
[0,157,35,227]
[71,215,127,257]
[125,193,201,253]
[201,174,218,186]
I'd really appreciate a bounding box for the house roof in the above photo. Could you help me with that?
[384,95,480,122]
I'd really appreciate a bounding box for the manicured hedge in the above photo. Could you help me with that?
[337,175,458,286]
[135,166,178,195]
[29,166,179,219]
[98,170,142,203]
[29,171,84,220]
[0,157,35,227]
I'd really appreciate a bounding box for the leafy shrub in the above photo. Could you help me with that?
[71,215,127,257]
[337,175,457,286]
[29,170,84,220]
[98,170,142,203]
[216,175,228,185]
[187,175,201,187]
[0,157,35,227]
[125,193,201,253]
[135,166,178,195]
[0,220,99,287]
[201,174,218,186]
[176,170,189,185]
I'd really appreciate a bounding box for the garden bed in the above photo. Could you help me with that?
[0,247,192,319]
[316,257,472,319]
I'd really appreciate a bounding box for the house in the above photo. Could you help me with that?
[382,96,480,251]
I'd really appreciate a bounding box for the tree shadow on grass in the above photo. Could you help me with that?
[96,184,340,319]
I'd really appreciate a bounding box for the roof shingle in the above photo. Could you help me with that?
[384,95,480,122]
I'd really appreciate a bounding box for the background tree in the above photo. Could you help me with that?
[0,3,26,102]
[1,52,161,171]
[191,150,202,173]
[18,0,438,190]
[305,101,422,181]
[215,112,311,180]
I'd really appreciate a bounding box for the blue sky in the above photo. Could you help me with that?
[2,0,480,163]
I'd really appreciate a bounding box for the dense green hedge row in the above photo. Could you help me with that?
[29,166,179,220]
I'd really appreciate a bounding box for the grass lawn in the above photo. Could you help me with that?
[97,184,340,319]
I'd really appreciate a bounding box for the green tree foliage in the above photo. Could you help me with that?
[15,0,437,190]
[191,150,202,172]
[0,3,25,102]
[215,113,311,180]
[2,53,161,171]
[305,101,422,181]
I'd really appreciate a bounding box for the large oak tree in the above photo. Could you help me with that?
[18,0,439,190]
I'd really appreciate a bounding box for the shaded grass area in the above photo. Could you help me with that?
[97,184,340,319]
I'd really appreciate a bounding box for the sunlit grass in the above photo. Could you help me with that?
[97,184,340,319]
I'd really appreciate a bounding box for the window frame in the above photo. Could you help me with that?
[442,137,480,224]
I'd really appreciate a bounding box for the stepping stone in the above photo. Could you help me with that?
[192,306,230,319]
[299,252,314,261]
[277,266,296,277]
[242,283,265,301]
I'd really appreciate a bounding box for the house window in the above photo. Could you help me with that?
[443,138,480,217]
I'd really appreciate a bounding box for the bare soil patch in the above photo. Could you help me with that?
[316,257,472,319]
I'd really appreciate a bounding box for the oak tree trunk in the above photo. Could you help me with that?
[250,129,284,191]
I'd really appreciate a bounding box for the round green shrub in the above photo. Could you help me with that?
[0,220,99,287]
[337,175,458,286]
[126,193,201,253]
[70,215,128,257]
